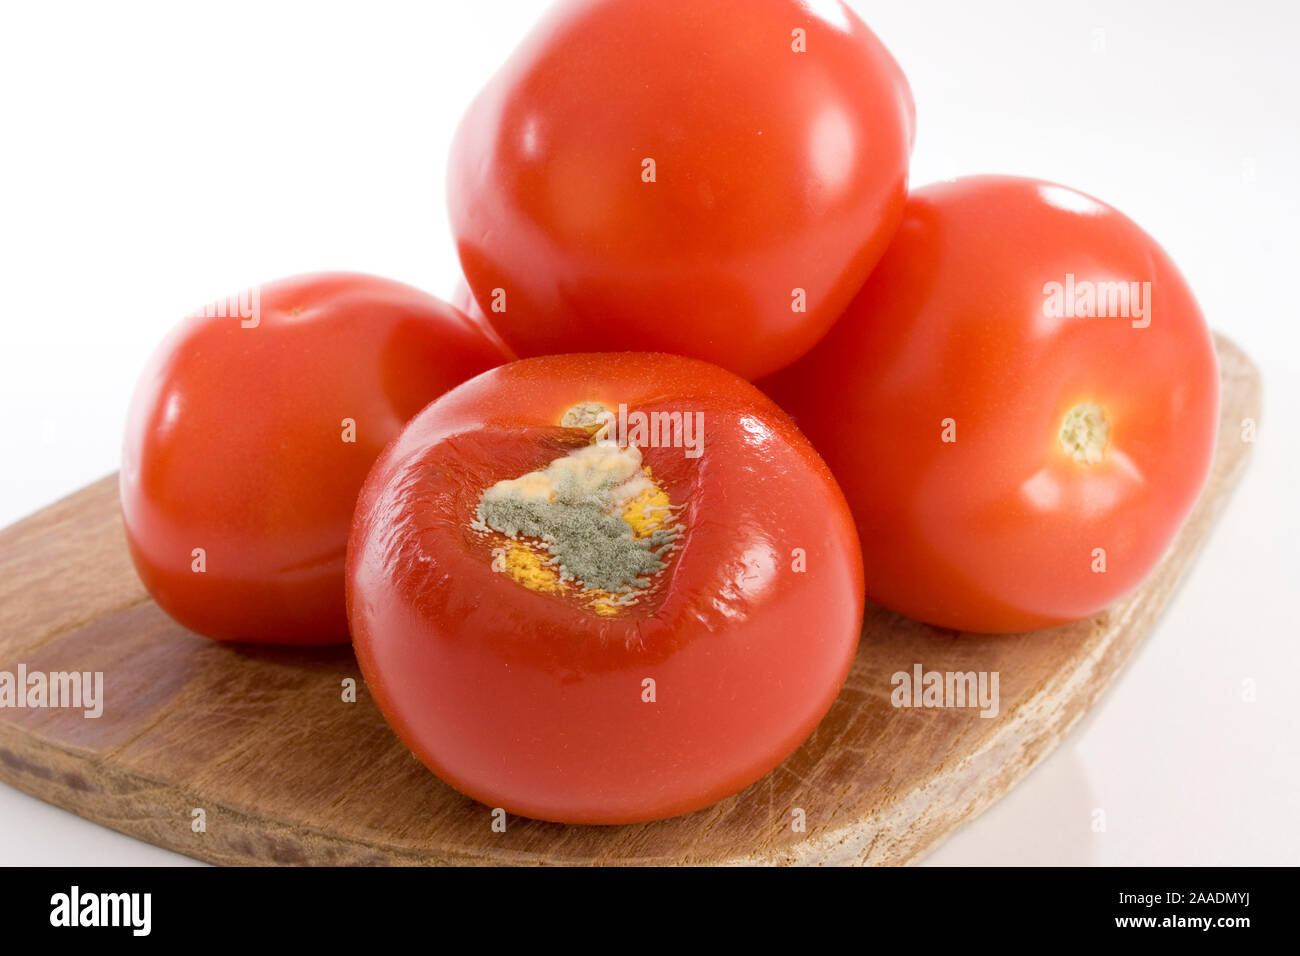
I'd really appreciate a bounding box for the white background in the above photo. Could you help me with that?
[0,0,1296,865]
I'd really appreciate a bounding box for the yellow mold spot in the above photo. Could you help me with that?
[491,544,563,594]
[621,469,672,538]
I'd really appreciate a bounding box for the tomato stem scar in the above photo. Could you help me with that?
[1059,402,1110,465]
[560,401,612,433]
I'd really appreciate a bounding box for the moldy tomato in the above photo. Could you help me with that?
[346,352,864,823]
[121,272,510,644]
[764,176,1219,633]
[448,0,915,380]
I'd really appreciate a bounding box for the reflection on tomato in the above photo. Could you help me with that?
[347,352,864,823]
[448,0,915,380]
[121,272,510,644]
[764,176,1219,633]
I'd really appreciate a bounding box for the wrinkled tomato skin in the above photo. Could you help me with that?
[347,353,864,823]
[763,176,1219,634]
[447,0,915,381]
[121,272,510,645]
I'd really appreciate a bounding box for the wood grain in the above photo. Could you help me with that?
[0,334,1261,865]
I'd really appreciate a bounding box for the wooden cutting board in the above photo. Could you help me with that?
[0,334,1260,866]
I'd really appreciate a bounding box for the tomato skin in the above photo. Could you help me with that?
[447,0,914,380]
[121,273,510,644]
[347,353,864,823]
[450,275,517,361]
[763,176,1220,633]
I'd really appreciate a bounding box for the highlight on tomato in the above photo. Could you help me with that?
[346,352,865,823]
[448,0,915,380]
[451,275,516,361]
[120,272,511,645]
[764,175,1220,634]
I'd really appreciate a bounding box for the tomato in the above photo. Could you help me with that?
[121,272,510,644]
[347,352,864,823]
[451,275,517,360]
[447,0,914,380]
[449,276,486,327]
[763,176,1219,633]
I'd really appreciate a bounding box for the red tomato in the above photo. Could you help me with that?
[449,276,485,326]
[121,273,510,644]
[347,353,864,823]
[763,176,1220,633]
[448,0,914,380]
[451,275,516,360]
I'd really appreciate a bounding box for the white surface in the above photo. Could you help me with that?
[0,0,1296,865]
